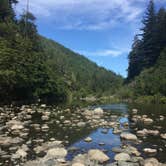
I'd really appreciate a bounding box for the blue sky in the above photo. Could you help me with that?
[16,0,166,77]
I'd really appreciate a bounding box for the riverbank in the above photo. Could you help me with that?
[0,103,166,165]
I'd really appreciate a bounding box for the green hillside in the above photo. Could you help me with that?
[0,0,123,103]
[40,37,123,99]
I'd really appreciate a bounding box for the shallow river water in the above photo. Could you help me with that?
[0,102,166,165]
[66,103,166,163]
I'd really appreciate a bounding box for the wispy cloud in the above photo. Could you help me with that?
[16,0,146,31]
[76,48,129,57]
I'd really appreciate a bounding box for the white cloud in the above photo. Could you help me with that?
[16,0,146,30]
[76,49,127,57]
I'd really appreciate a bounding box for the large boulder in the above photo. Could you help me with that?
[45,148,67,159]
[147,130,159,136]
[144,158,159,166]
[143,118,153,124]
[137,129,159,137]
[12,149,27,159]
[137,129,148,137]
[114,153,131,161]
[0,136,23,147]
[112,147,123,153]
[124,146,141,156]
[34,141,63,155]
[0,136,13,147]
[72,154,87,164]
[118,161,139,166]
[93,108,104,115]
[77,122,86,127]
[143,148,157,154]
[11,124,24,130]
[88,149,110,163]
[120,133,138,141]
[6,120,24,130]
[84,110,92,116]
[63,120,71,125]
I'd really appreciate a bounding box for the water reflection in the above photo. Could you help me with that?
[1,102,165,165]
[64,103,166,163]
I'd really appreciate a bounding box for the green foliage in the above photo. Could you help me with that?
[0,1,123,103]
[0,0,18,22]
[135,94,166,104]
[128,48,166,103]
[128,1,166,80]
[126,1,166,103]
[133,48,166,97]
[116,86,134,100]
[40,37,123,99]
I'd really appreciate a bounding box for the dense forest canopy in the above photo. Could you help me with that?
[126,0,166,102]
[0,0,123,103]
[128,0,166,80]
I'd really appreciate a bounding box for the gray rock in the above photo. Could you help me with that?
[160,133,166,139]
[124,146,140,156]
[143,118,153,124]
[0,136,23,147]
[72,154,87,165]
[114,153,131,161]
[118,161,139,166]
[120,133,138,141]
[84,137,92,142]
[72,163,85,166]
[93,108,104,115]
[12,148,27,159]
[6,120,24,130]
[88,149,110,163]
[41,115,49,121]
[101,129,109,134]
[144,158,159,166]
[112,147,123,153]
[77,122,86,127]
[41,124,49,131]
[143,148,157,154]
[63,120,71,125]
[137,129,159,137]
[45,148,67,159]
[132,109,138,114]
[106,162,118,166]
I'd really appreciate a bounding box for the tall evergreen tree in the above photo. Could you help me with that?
[155,8,166,54]
[128,35,143,80]
[0,0,18,22]
[141,0,157,67]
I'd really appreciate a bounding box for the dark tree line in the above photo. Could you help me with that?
[128,0,166,80]
[0,0,67,102]
[0,0,123,103]
[126,0,166,102]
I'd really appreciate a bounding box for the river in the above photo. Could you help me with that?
[0,102,166,165]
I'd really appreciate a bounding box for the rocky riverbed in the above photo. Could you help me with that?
[0,103,166,166]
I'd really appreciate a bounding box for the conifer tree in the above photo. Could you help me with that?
[0,0,18,22]
[128,35,143,79]
[155,8,166,54]
[141,0,156,67]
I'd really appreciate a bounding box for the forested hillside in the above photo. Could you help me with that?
[127,0,166,102]
[0,0,123,103]
[41,37,123,98]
